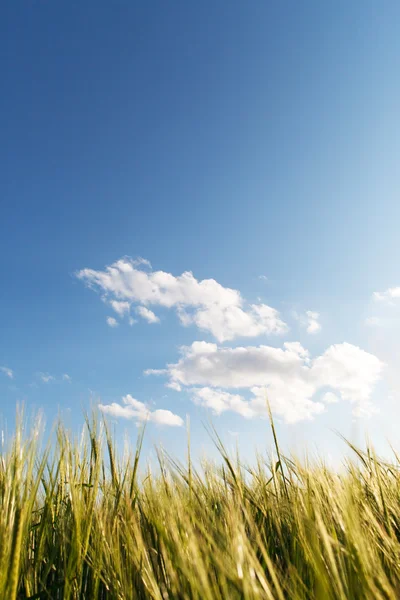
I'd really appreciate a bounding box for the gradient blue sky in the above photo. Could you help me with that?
[2,2,400,462]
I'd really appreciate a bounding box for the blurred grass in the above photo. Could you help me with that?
[2,410,400,599]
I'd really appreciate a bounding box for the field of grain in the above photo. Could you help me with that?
[1,411,400,599]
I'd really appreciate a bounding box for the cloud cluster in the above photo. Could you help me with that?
[148,340,383,423]
[76,258,287,342]
[99,394,184,426]
[75,257,386,426]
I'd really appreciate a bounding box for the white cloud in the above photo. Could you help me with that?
[258,275,269,282]
[166,381,182,391]
[365,287,400,326]
[39,373,55,383]
[76,257,288,342]
[128,317,137,326]
[62,374,71,382]
[148,340,383,423]
[311,343,382,416]
[0,366,13,379]
[99,394,183,427]
[136,306,160,324]
[110,300,131,316]
[373,287,400,304]
[322,392,339,404]
[294,310,321,334]
[188,303,286,342]
[134,256,152,269]
[305,311,321,334]
[191,387,255,418]
[144,368,167,376]
[106,316,119,328]
[190,386,324,424]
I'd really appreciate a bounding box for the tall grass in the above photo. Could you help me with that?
[2,412,400,599]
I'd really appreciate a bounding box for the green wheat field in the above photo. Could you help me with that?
[2,411,400,600]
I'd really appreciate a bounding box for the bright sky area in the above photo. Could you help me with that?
[2,2,400,463]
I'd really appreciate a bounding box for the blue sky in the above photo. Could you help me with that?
[2,2,400,462]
